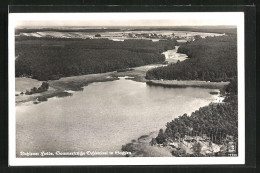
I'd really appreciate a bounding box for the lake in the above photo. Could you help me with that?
[16,77,219,156]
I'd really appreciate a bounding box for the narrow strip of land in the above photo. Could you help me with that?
[146,80,229,89]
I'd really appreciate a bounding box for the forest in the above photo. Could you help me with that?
[147,34,238,156]
[154,79,238,154]
[15,37,178,81]
[146,35,237,82]
[121,79,238,157]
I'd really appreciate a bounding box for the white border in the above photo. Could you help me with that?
[8,12,245,166]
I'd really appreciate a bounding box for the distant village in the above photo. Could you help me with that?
[18,31,196,42]
[123,32,194,42]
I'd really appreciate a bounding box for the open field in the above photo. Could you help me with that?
[15,77,43,93]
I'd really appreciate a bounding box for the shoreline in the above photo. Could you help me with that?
[121,131,174,157]
[146,80,229,89]
[15,64,229,104]
[15,64,159,104]
[121,93,226,157]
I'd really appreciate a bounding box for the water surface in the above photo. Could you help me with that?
[16,78,218,156]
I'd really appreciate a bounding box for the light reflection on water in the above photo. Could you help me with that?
[16,79,217,156]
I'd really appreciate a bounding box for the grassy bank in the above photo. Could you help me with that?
[15,71,119,104]
[15,63,162,104]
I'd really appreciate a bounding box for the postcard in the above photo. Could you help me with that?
[8,12,245,166]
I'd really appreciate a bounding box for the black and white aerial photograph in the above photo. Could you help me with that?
[9,12,245,165]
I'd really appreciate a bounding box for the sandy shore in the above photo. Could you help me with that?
[122,131,173,157]
[123,131,224,157]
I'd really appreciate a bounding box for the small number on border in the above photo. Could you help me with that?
[228,153,237,157]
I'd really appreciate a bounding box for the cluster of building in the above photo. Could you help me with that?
[125,32,194,42]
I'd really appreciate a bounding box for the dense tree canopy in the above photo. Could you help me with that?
[15,37,178,80]
[146,35,237,82]
[156,79,238,146]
